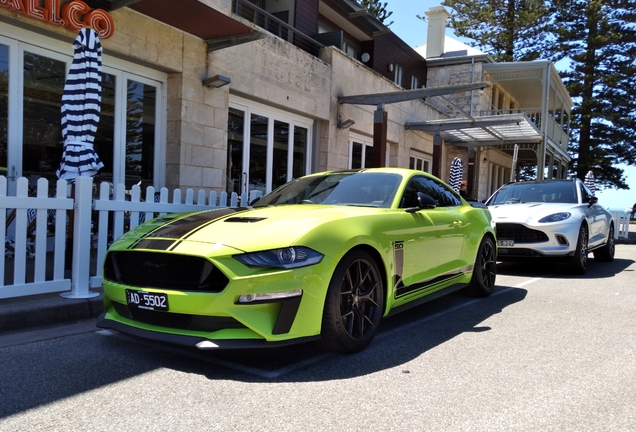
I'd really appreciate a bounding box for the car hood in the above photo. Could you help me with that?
[117,205,383,253]
[488,202,574,224]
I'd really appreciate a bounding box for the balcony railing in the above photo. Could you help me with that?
[232,0,324,57]
[480,108,543,130]
[480,108,570,151]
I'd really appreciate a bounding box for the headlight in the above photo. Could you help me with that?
[539,212,571,223]
[234,247,323,269]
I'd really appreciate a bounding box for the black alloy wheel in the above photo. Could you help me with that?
[464,236,497,297]
[593,225,615,262]
[320,250,384,353]
[569,225,589,275]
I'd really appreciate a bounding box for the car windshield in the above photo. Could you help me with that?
[488,181,578,205]
[253,172,401,208]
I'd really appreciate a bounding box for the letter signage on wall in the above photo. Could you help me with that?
[0,0,115,39]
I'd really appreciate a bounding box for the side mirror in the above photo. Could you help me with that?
[589,196,598,206]
[405,192,436,213]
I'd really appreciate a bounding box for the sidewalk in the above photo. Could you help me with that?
[1,223,635,335]
[0,288,104,333]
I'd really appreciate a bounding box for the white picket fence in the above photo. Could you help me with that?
[1,175,260,300]
[610,211,631,240]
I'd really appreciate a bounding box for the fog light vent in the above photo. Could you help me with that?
[556,235,569,246]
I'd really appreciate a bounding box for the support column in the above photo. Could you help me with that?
[432,133,442,178]
[467,148,475,198]
[371,104,387,168]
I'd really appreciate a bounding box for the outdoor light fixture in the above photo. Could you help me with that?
[338,118,355,129]
[388,63,394,72]
[203,74,231,88]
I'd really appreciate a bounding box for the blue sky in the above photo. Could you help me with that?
[386,1,636,211]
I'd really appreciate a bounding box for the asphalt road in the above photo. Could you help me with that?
[1,246,635,431]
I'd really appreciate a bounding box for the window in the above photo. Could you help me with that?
[409,155,431,173]
[411,75,419,90]
[349,136,373,169]
[394,63,404,87]
[228,97,312,196]
[342,39,359,59]
[400,176,461,208]
[0,30,166,194]
[579,182,593,204]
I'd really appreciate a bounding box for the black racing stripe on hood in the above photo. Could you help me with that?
[131,239,176,251]
[129,207,250,250]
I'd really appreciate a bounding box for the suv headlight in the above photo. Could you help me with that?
[539,212,571,223]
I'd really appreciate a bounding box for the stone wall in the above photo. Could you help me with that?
[427,60,514,198]
[323,48,439,172]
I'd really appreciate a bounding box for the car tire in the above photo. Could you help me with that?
[319,250,384,354]
[593,224,615,262]
[569,225,588,275]
[463,236,496,297]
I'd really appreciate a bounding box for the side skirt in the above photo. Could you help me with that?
[386,282,469,318]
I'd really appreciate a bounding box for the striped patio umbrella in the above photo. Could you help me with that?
[584,170,596,195]
[449,157,463,192]
[56,28,104,180]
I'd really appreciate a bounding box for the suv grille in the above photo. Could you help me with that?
[496,223,549,243]
[104,251,229,292]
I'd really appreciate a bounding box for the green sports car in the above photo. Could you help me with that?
[97,168,497,353]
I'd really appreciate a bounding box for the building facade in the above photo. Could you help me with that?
[0,1,571,203]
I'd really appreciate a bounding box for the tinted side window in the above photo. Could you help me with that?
[579,183,591,204]
[400,176,461,208]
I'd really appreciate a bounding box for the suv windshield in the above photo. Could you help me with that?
[253,172,401,208]
[488,181,578,205]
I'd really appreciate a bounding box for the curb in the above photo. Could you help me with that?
[0,294,104,333]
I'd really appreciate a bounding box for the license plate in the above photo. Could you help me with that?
[498,239,514,247]
[126,289,169,311]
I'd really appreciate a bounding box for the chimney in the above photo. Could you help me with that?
[425,6,450,58]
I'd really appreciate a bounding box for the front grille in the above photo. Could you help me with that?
[104,251,229,292]
[112,302,246,332]
[496,223,549,243]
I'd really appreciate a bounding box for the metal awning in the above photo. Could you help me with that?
[329,0,390,35]
[406,114,542,147]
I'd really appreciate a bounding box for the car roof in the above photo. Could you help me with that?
[311,167,431,177]
[501,178,578,187]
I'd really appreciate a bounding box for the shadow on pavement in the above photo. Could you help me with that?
[497,256,634,279]
[0,285,527,418]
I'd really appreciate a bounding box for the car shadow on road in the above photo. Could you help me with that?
[0,287,527,419]
[174,286,528,382]
[497,257,634,279]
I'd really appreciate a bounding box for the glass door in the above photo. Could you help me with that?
[0,33,166,195]
[124,78,157,189]
[249,113,268,195]
[227,107,245,195]
[227,99,312,197]
[19,46,68,191]
[0,42,9,183]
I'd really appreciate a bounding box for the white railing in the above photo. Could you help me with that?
[1,175,260,300]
